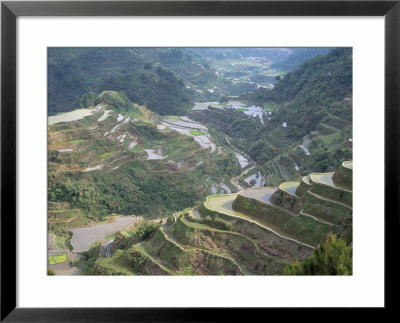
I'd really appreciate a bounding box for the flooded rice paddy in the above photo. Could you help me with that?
[191,210,201,219]
[191,102,223,111]
[160,116,216,152]
[100,238,115,258]
[57,148,73,153]
[48,107,101,125]
[240,187,276,205]
[226,102,265,125]
[343,161,353,169]
[210,183,232,195]
[70,216,139,252]
[98,110,112,122]
[299,135,311,156]
[203,194,244,217]
[279,182,300,195]
[84,164,104,172]
[234,152,249,168]
[144,149,166,160]
[243,171,265,188]
[310,173,338,188]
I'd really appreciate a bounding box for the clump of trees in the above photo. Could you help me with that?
[282,234,352,275]
[80,92,98,108]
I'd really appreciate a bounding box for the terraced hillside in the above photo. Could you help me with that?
[48,91,242,252]
[48,48,352,276]
[82,161,352,275]
[189,48,352,186]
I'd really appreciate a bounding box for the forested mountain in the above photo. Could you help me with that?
[245,48,352,133]
[48,48,195,115]
[48,47,331,115]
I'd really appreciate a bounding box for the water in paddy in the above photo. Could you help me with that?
[234,152,249,168]
[70,216,138,252]
[226,102,264,125]
[192,102,221,111]
[312,173,335,186]
[299,135,311,155]
[311,173,350,190]
[98,110,112,122]
[262,192,274,205]
[164,117,207,130]
[84,164,104,172]
[210,183,231,195]
[191,210,201,219]
[284,185,298,195]
[58,148,73,153]
[240,187,276,205]
[204,195,242,217]
[101,238,115,258]
[48,107,101,125]
[144,149,166,160]
[160,117,215,151]
[220,184,232,194]
[244,171,264,188]
[221,200,234,212]
[343,161,353,169]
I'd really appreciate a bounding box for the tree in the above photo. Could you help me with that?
[275,75,281,81]
[182,265,195,275]
[282,234,352,275]
[80,92,98,108]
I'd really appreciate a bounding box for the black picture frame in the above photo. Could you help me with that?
[1,0,399,321]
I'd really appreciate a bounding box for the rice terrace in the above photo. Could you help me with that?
[48,47,352,275]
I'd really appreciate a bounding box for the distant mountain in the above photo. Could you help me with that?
[271,48,332,71]
[48,48,196,115]
[48,47,331,116]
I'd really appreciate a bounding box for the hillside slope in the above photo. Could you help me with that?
[82,161,352,275]
[189,48,352,185]
[48,91,241,250]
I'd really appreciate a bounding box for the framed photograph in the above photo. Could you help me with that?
[1,0,398,320]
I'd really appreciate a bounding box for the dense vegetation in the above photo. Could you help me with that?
[96,66,193,115]
[282,234,352,275]
[48,48,194,115]
[243,48,352,131]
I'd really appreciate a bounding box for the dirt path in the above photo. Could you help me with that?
[308,191,352,209]
[299,210,339,227]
